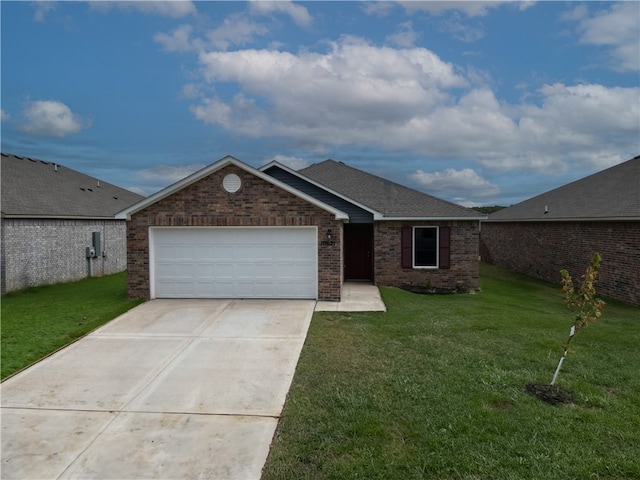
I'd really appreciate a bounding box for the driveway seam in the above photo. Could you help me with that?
[56,409,122,479]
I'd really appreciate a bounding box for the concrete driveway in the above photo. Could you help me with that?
[1,299,315,479]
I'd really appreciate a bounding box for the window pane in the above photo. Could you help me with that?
[414,228,437,267]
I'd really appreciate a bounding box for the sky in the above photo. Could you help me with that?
[1,1,639,207]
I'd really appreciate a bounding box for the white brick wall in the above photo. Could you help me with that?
[1,219,128,293]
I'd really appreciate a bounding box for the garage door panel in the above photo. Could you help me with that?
[152,227,317,299]
[253,245,274,260]
[195,245,213,258]
[209,246,232,260]
[158,280,195,298]
[253,263,274,277]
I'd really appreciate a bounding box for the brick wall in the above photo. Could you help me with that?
[1,218,127,293]
[480,221,640,306]
[374,220,480,292]
[126,164,342,301]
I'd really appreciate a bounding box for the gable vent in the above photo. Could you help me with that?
[223,173,242,193]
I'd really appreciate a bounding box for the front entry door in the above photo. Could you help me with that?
[344,224,373,280]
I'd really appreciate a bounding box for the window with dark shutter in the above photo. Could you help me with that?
[401,226,452,269]
[439,226,451,269]
[401,226,412,268]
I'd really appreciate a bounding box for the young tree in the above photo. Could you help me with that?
[551,253,605,386]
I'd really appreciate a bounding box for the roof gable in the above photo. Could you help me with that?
[300,160,483,219]
[488,156,640,222]
[116,155,348,220]
[1,153,144,219]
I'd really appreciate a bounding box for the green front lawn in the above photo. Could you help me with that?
[263,263,640,479]
[1,272,143,380]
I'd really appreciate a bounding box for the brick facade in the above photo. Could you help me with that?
[480,221,640,306]
[374,220,480,292]
[1,218,127,293]
[126,164,343,301]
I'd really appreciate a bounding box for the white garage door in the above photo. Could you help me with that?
[150,227,317,299]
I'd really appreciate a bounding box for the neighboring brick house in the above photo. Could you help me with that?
[481,155,640,306]
[1,153,144,293]
[117,156,484,301]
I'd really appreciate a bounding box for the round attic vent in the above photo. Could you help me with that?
[223,173,241,193]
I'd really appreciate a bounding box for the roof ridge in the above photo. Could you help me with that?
[305,159,425,195]
[305,159,479,212]
[301,159,482,218]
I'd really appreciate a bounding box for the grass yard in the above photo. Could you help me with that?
[262,263,640,480]
[1,272,143,380]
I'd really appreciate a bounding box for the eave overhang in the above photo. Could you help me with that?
[483,216,640,223]
[1,214,118,220]
[381,216,487,221]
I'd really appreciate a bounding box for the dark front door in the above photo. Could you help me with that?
[344,224,373,280]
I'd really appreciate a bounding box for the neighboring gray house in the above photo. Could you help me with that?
[1,153,144,293]
[481,155,640,306]
[117,156,484,302]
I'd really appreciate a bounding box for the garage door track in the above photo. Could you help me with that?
[1,299,315,479]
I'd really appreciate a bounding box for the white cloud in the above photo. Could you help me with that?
[387,21,419,47]
[90,1,196,18]
[518,2,536,12]
[32,1,56,22]
[438,14,486,42]
[137,164,205,184]
[206,14,270,51]
[195,38,467,133]
[154,24,195,52]
[1,109,10,121]
[127,186,150,197]
[395,1,534,43]
[399,1,515,17]
[270,154,309,170]
[179,36,638,177]
[409,168,499,198]
[513,83,640,169]
[154,15,270,52]
[180,83,201,99]
[560,4,588,22]
[566,2,640,72]
[362,1,397,17]
[190,96,234,128]
[20,100,90,137]
[364,1,534,18]
[249,1,313,28]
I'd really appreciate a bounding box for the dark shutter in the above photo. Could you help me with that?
[401,226,412,269]
[439,226,451,269]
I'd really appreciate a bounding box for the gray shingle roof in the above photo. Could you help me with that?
[1,153,144,218]
[299,159,482,219]
[487,155,640,222]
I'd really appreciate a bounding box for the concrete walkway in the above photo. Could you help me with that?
[1,299,315,480]
[315,282,387,312]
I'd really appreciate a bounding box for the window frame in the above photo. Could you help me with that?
[412,226,439,269]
